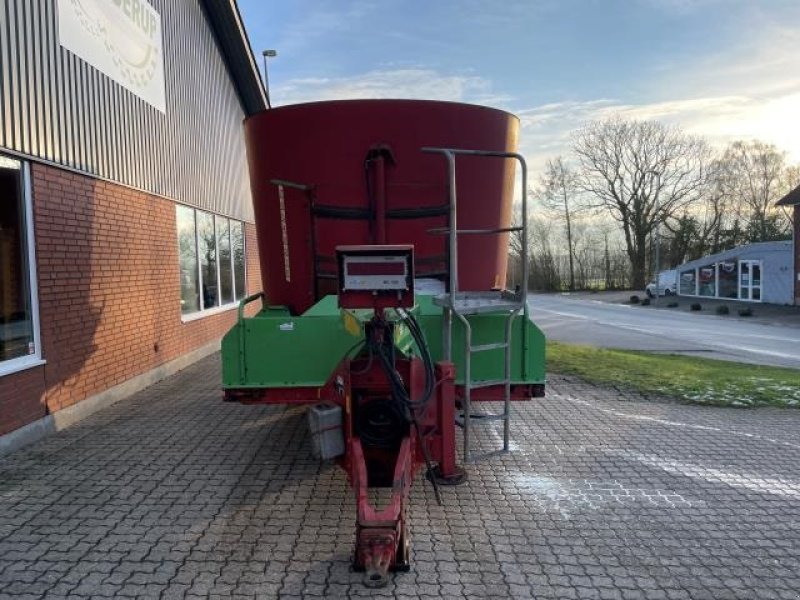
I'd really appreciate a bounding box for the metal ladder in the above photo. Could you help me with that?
[421,147,529,463]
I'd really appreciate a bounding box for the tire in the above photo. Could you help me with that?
[664,288,673,296]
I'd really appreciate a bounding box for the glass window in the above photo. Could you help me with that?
[698,265,715,297]
[0,157,35,363]
[176,206,246,317]
[679,269,696,295]
[232,221,246,299]
[751,262,762,288]
[176,205,200,314]
[197,212,217,309]
[739,262,750,300]
[718,261,737,298]
[217,217,233,305]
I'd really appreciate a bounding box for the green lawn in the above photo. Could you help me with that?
[547,341,800,408]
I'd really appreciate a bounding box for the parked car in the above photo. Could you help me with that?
[646,269,677,297]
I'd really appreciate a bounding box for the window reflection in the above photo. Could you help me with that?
[679,269,696,295]
[197,212,217,309]
[0,157,34,362]
[718,261,737,298]
[698,265,715,297]
[217,218,233,305]
[232,221,245,299]
[176,206,200,314]
[177,206,246,316]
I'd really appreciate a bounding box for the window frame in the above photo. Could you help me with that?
[177,205,247,323]
[0,159,45,377]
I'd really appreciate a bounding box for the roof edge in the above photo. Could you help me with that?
[776,184,800,207]
[199,0,267,116]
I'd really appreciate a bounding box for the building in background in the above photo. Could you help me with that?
[675,241,793,305]
[776,186,800,305]
[0,0,266,450]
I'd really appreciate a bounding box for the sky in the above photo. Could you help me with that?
[237,0,800,173]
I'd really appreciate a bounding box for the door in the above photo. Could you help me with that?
[738,260,762,301]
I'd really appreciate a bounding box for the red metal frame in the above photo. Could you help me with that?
[227,343,463,586]
[224,382,539,405]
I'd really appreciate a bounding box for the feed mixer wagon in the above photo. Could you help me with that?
[221,99,546,586]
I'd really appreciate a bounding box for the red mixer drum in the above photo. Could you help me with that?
[244,99,519,315]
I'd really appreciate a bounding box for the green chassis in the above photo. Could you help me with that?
[222,293,546,393]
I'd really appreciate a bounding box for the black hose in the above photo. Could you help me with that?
[375,311,442,505]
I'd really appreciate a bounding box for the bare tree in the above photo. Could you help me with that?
[716,140,792,240]
[572,117,709,289]
[528,216,562,291]
[779,163,800,226]
[539,157,579,290]
[664,152,730,261]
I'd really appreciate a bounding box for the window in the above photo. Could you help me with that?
[216,218,233,305]
[232,221,246,300]
[176,205,247,318]
[698,264,716,297]
[197,212,217,309]
[679,269,696,295]
[739,260,762,302]
[0,155,42,374]
[177,206,200,314]
[718,261,737,298]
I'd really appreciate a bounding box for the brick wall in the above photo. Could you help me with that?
[0,163,262,435]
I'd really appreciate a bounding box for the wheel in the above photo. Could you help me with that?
[664,288,673,296]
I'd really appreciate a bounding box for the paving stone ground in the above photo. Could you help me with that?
[2,354,800,599]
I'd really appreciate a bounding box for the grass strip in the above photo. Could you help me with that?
[547,340,800,408]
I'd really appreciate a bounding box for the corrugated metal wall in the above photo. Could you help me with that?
[0,0,254,221]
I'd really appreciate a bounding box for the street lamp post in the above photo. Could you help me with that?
[262,49,277,109]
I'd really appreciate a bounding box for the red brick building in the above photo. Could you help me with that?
[1,1,266,452]
[776,186,800,305]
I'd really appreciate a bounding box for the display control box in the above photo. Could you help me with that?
[336,245,414,309]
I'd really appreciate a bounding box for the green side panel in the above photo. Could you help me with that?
[222,301,361,388]
[222,294,546,389]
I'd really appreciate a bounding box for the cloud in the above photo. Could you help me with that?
[269,18,800,178]
[273,67,509,106]
[515,89,800,176]
[514,21,800,173]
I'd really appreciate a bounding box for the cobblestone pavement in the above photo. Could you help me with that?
[2,356,800,599]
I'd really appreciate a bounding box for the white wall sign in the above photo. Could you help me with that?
[58,0,167,113]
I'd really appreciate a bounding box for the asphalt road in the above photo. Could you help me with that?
[530,293,800,369]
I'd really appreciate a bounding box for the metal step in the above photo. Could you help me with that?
[471,342,508,352]
[468,378,508,390]
[455,412,506,427]
[434,291,523,315]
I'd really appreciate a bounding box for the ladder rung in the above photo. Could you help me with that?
[471,342,508,352]
[468,379,508,390]
[455,413,506,427]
